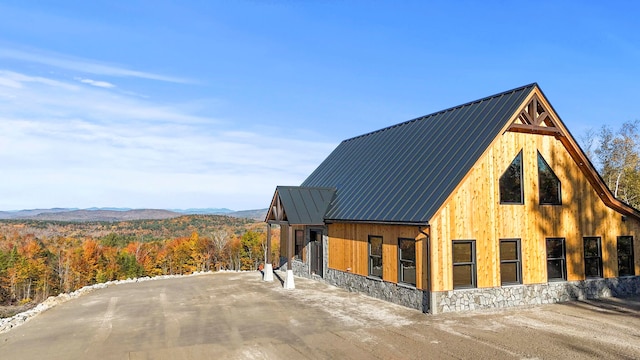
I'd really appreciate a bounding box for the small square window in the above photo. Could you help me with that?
[618,236,635,276]
[398,238,416,286]
[294,230,304,260]
[500,239,522,285]
[546,238,566,281]
[452,240,476,289]
[369,236,383,278]
[584,237,602,278]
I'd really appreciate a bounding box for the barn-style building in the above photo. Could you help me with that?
[265,83,640,313]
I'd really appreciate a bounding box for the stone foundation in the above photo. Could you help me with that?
[432,276,640,314]
[278,257,315,280]
[326,269,428,312]
[280,256,640,314]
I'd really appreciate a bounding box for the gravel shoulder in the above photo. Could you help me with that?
[1,272,639,359]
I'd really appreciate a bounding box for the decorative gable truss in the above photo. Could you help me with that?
[507,94,563,137]
[502,89,640,220]
[267,191,287,222]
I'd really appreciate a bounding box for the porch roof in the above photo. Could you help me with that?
[266,186,336,225]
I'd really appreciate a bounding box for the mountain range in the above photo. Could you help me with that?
[0,207,267,222]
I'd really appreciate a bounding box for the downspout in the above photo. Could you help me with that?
[419,226,432,314]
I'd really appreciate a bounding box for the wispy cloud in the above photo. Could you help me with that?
[0,71,207,124]
[0,47,192,84]
[0,69,335,210]
[0,70,79,90]
[76,77,115,88]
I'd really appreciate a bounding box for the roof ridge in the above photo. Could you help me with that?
[343,82,537,143]
[277,185,337,190]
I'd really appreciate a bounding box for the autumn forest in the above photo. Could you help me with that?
[0,215,279,308]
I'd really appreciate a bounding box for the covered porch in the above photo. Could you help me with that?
[264,186,335,289]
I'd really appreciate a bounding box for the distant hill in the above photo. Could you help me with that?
[26,209,181,222]
[0,208,79,219]
[228,208,267,221]
[171,208,234,215]
[0,207,268,222]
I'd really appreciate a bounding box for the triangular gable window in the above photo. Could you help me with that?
[538,152,562,205]
[500,151,523,204]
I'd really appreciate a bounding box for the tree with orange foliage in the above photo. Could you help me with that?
[228,236,242,270]
[240,231,265,270]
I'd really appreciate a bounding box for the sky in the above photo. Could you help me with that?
[0,1,639,211]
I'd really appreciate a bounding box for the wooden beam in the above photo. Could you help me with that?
[531,97,538,121]
[507,123,563,136]
[520,109,533,124]
[287,225,293,270]
[536,112,549,126]
[266,224,271,264]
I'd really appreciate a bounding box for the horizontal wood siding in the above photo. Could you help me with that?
[327,223,427,289]
[430,130,640,292]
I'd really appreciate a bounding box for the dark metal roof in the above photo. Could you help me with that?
[275,186,336,225]
[301,83,537,224]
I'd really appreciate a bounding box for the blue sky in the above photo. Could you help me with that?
[1,1,639,211]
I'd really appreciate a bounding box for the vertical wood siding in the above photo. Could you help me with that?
[429,131,640,292]
[327,223,427,289]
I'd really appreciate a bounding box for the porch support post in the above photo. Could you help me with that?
[263,223,274,282]
[284,224,295,289]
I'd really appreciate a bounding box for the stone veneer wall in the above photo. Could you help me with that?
[433,276,640,314]
[292,258,310,278]
[278,232,327,280]
[326,269,428,312]
[278,257,315,279]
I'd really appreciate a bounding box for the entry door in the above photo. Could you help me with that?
[310,230,323,277]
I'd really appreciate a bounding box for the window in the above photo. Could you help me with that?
[368,236,383,278]
[538,152,561,205]
[294,230,304,259]
[398,238,416,286]
[500,239,521,285]
[546,238,566,281]
[584,237,602,278]
[618,236,635,276]
[499,151,523,204]
[452,240,476,289]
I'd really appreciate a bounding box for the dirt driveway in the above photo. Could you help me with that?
[1,272,639,359]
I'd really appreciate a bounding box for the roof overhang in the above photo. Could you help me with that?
[265,186,336,225]
[324,219,429,226]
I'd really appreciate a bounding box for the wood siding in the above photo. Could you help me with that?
[430,130,640,292]
[327,223,428,290]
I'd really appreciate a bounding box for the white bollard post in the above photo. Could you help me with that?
[263,263,274,282]
[283,269,295,289]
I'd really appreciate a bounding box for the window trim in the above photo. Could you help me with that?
[500,238,522,285]
[452,240,477,289]
[583,236,603,278]
[368,235,383,279]
[499,150,524,205]
[398,238,416,286]
[617,236,635,277]
[546,237,567,281]
[537,151,562,205]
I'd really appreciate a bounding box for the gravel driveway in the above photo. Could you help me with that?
[1,272,639,359]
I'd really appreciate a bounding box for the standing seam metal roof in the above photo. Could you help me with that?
[274,186,336,225]
[300,83,536,223]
